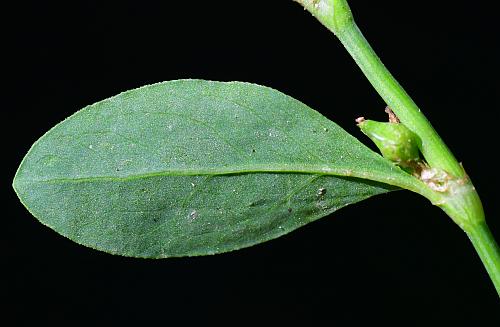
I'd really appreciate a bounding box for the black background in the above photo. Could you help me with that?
[4,0,500,324]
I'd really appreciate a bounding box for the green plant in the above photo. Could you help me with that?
[12,0,500,297]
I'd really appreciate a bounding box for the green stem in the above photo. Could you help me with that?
[467,222,500,296]
[295,0,499,297]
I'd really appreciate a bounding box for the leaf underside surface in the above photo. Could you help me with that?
[13,80,409,258]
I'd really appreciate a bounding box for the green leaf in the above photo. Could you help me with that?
[13,80,424,258]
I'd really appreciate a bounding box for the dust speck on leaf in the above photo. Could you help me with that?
[189,210,198,220]
[316,200,328,210]
[268,129,278,137]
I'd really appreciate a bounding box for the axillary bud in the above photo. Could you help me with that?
[356,117,420,166]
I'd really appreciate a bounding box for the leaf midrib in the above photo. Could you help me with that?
[20,162,430,196]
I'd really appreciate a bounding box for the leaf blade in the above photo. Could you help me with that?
[14,80,418,257]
